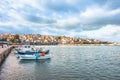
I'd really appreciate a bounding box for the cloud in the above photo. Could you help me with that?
[53,6,120,31]
[80,6,120,25]
[79,25,120,42]
[105,0,120,9]
[0,0,120,42]
[24,15,56,24]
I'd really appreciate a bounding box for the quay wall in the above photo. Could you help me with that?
[0,46,13,65]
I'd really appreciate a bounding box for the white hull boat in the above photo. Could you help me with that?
[19,54,51,60]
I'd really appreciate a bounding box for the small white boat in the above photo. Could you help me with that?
[19,54,51,60]
[15,45,36,52]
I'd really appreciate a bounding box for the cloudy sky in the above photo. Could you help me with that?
[0,0,120,42]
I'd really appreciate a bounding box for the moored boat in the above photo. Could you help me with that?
[17,50,49,55]
[19,53,51,60]
[15,45,36,52]
[14,45,50,60]
[17,50,50,60]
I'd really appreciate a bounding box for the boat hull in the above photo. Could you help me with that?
[17,50,49,55]
[19,54,51,60]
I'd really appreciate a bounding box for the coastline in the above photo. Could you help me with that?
[57,44,120,46]
[13,44,120,47]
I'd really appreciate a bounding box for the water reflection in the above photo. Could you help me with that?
[19,58,51,64]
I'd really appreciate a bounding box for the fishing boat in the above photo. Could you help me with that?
[18,50,50,60]
[17,50,49,55]
[14,45,51,60]
[19,53,51,60]
[15,45,35,52]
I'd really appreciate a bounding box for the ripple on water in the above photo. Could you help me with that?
[1,46,120,80]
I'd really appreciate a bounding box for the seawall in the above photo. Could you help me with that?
[0,46,13,65]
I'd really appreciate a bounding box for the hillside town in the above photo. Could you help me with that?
[0,33,119,46]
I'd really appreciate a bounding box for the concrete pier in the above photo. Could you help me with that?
[0,46,13,65]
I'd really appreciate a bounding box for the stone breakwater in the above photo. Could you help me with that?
[0,46,13,65]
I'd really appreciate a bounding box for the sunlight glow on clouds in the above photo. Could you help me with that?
[79,25,120,42]
[0,0,120,42]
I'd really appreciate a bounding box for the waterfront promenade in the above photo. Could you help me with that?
[0,46,13,65]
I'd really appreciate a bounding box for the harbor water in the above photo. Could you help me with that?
[0,46,120,80]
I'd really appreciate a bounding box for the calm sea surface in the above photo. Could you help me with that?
[0,46,120,80]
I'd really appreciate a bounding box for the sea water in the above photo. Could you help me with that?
[0,46,120,80]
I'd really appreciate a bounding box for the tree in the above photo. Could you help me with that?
[13,34,21,43]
